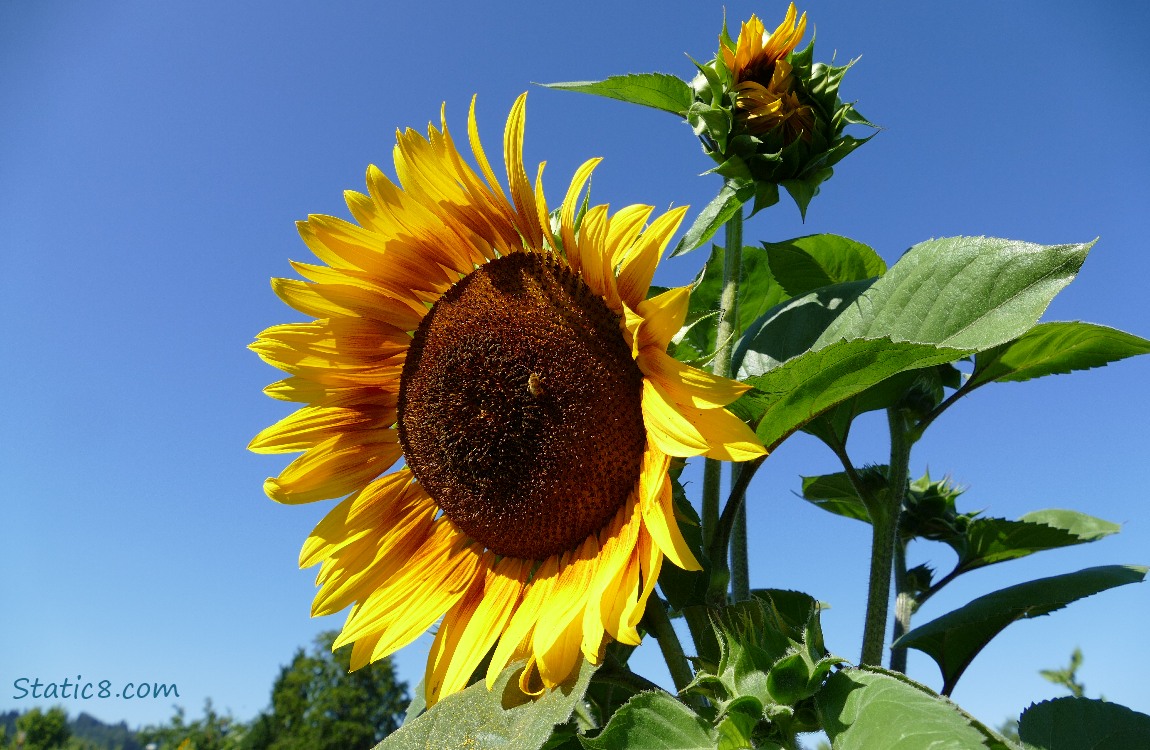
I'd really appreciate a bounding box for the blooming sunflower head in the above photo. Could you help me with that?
[690,3,874,216]
[250,94,766,707]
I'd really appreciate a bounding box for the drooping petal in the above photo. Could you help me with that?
[487,556,561,688]
[425,555,530,706]
[638,447,701,572]
[637,346,751,410]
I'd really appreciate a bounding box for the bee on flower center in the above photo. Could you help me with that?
[527,371,545,398]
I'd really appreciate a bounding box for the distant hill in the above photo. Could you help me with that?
[0,708,143,750]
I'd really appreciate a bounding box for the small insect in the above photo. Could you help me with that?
[527,372,545,397]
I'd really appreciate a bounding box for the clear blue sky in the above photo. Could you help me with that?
[2,0,1147,732]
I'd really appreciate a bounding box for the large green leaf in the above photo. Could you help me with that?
[1018,697,1150,749]
[761,234,886,298]
[968,321,1150,390]
[950,510,1121,575]
[579,692,717,749]
[543,74,694,116]
[894,565,1147,695]
[734,278,875,379]
[676,243,788,365]
[735,338,969,450]
[814,237,1094,351]
[799,364,959,448]
[378,659,596,750]
[817,666,1011,749]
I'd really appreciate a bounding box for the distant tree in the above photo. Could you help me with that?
[242,630,408,750]
[137,700,242,750]
[15,706,71,750]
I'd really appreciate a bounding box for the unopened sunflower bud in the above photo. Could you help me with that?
[691,3,875,217]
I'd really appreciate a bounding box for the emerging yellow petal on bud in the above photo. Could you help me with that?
[722,3,808,84]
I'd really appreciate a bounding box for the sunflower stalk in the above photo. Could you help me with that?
[859,408,913,666]
[643,595,702,709]
[702,191,746,605]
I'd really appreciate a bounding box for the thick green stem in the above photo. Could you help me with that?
[860,408,913,666]
[729,463,750,601]
[701,459,721,550]
[699,202,745,547]
[644,595,696,698]
[889,534,912,673]
[702,197,744,584]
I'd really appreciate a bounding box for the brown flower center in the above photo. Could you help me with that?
[398,251,647,560]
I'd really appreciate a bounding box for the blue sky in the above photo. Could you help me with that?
[2,0,1147,733]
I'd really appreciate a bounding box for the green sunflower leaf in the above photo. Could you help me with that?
[813,237,1094,351]
[579,691,718,749]
[675,242,788,364]
[947,510,1121,576]
[801,362,961,448]
[798,470,878,523]
[672,179,755,256]
[1017,697,1150,749]
[733,338,970,451]
[542,74,695,117]
[894,565,1148,696]
[761,234,886,298]
[733,278,875,379]
[968,321,1150,390]
[816,666,1013,749]
[377,659,596,750]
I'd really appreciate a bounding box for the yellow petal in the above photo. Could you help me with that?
[641,379,711,457]
[264,432,403,504]
[310,489,436,616]
[635,286,690,352]
[487,556,560,688]
[298,469,415,568]
[630,527,662,629]
[638,346,750,410]
[271,278,426,332]
[639,447,702,572]
[581,499,641,659]
[425,556,529,706]
[249,405,391,454]
[574,204,616,306]
[503,93,543,251]
[560,158,601,275]
[615,207,688,308]
[534,537,600,688]
[641,380,765,461]
[336,522,480,654]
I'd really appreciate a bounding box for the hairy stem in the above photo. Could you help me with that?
[860,408,912,666]
[702,196,744,584]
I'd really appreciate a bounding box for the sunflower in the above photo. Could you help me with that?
[250,93,765,707]
[722,3,815,141]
